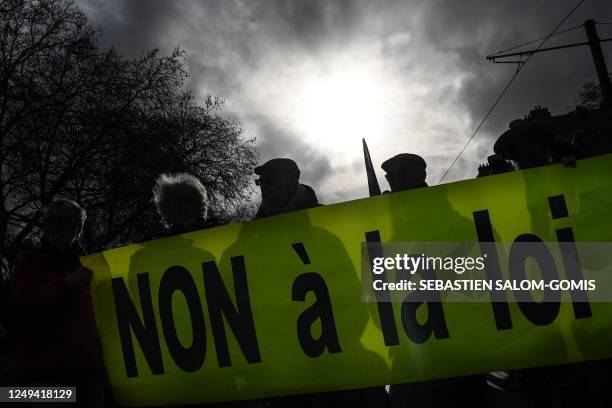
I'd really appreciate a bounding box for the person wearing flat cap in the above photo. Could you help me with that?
[382,153,428,193]
[493,119,554,170]
[494,119,574,170]
[254,158,321,219]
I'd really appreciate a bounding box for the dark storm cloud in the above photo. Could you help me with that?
[84,0,362,58]
[82,1,364,106]
[81,0,612,197]
[251,0,361,51]
[417,0,612,135]
[248,114,333,190]
[81,0,186,54]
[363,0,612,181]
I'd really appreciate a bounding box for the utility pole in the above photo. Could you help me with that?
[584,19,612,111]
[487,20,612,111]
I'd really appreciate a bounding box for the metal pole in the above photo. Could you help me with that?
[585,19,612,111]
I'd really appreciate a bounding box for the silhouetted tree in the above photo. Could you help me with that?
[578,73,611,110]
[0,0,256,256]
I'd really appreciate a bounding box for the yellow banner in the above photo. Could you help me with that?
[82,154,612,406]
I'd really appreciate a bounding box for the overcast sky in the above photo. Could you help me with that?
[79,0,612,204]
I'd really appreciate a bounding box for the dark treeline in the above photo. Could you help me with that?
[0,0,257,258]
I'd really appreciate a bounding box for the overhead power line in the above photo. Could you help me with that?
[489,24,584,56]
[438,0,586,184]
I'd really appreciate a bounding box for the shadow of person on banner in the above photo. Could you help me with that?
[217,204,391,407]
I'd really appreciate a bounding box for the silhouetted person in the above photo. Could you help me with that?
[380,154,488,408]
[494,119,575,170]
[153,173,213,235]
[0,254,14,383]
[10,199,105,407]
[250,159,389,408]
[0,254,9,340]
[254,158,321,219]
[251,159,314,407]
[493,117,605,407]
[127,174,226,408]
[487,113,592,407]
[381,153,428,193]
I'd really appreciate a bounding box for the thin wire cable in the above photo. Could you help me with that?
[438,0,586,183]
[490,24,584,56]
[437,71,520,183]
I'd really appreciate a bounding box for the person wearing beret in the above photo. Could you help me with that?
[381,153,428,193]
[252,159,391,407]
[494,119,575,170]
[253,158,322,219]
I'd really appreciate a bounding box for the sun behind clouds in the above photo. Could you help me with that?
[294,65,388,157]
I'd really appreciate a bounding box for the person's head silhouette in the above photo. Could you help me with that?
[41,198,86,251]
[255,158,300,209]
[494,119,555,170]
[153,173,209,233]
[382,153,428,193]
[254,158,320,219]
